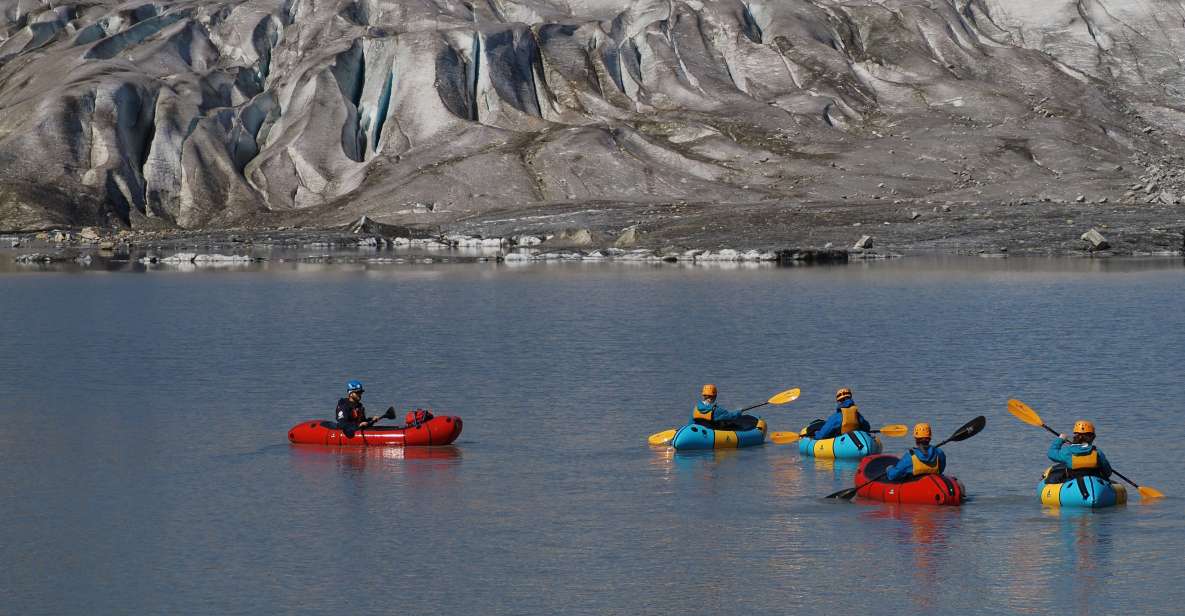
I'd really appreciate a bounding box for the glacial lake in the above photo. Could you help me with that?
[2,256,1183,614]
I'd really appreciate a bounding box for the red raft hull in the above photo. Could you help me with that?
[854,454,965,506]
[288,416,463,447]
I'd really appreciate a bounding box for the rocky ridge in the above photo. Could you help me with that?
[1,0,1184,250]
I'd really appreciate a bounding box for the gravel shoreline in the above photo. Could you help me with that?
[4,197,1185,270]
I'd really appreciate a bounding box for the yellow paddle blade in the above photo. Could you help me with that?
[878,424,908,437]
[768,388,801,405]
[1007,399,1044,427]
[648,429,676,446]
[768,431,800,445]
[1139,486,1165,500]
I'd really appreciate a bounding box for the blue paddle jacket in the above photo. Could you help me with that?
[691,400,741,424]
[813,399,871,439]
[1048,438,1113,479]
[886,445,947,481]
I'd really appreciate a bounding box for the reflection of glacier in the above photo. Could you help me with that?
[1,0,1182,231]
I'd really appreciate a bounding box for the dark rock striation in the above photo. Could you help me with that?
[1,0,1183,236]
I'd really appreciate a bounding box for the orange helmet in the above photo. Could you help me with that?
[835,388,853,402]
[1073,420,1095,434]
[701,384,717,397]
[913,423,932,439]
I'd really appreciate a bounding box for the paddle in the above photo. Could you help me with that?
[826,415,986,500]
[647,388,801,446]
[1007,399,1163,499]
[769,424,908,445]
[342,407,396,438]
[355,407,398,431]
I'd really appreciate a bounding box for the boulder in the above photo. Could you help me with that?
[78,227,102,242]
[1080,228,1110,250]
[349,216,414,237]
[776,249,850,264]
[853,235,873,250]
[193,254,252,263]
[614,226,641,248]
[556,229,594,246]
[350,216,377,234]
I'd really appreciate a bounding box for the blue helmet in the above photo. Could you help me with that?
[346,380,364,394]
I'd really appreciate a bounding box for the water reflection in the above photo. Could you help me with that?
[1047,507,1116,613]
[811,456,861,477]
[648,445,676,479]
[288,445,461,477]
[860,504,962,610]
[767,451,804,499]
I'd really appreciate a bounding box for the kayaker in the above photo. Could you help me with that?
[886,423,947,481]
[1048,420,1113,479]
[811,388,871,439]
[692,384,749,430]
[336,380,381,431]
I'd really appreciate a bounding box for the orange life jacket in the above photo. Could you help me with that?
[840,405,861,434]
[910,449,941,475]
[692,403,715,425]
[1070,448,1099,470]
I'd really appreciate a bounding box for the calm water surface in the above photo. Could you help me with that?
[2,257,1183,614]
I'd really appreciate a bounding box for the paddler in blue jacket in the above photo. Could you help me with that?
[812,388,872,439]
[692,384,747,430]
[886,423,947,480]
[1048,420,1113,479]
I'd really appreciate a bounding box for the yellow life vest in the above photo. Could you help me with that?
[1070,448,1099,470]
[910,449,940,475]
[840,405,860,434]
[692,404,714,425]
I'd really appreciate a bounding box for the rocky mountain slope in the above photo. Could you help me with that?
[1,0,1183,241]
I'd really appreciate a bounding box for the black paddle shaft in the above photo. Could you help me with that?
[737,401,769,414]
[359,407,397,431]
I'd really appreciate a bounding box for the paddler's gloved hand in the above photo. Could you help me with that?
[1058,433,1069,441]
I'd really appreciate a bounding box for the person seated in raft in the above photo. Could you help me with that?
[1047,420,1113,480]
[336,380,381,432]
[810,388,872,440]
[886,423,947,481]
[692,384,754,431]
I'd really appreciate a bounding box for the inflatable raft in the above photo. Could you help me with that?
[671,417,767,451]
[797,423,881,459]
[854,454,965,506]
[1038,466,1127,508]
[288,415,462,447]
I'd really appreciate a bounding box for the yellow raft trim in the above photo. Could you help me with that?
[1041,482,1064,506]
[813,438,836,459]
